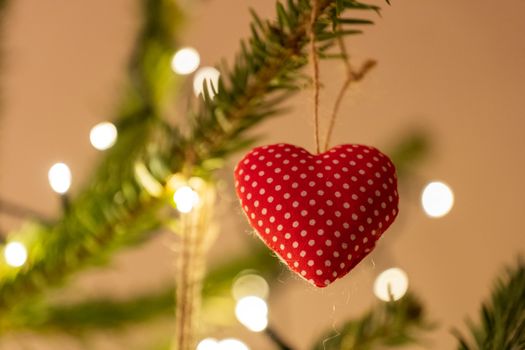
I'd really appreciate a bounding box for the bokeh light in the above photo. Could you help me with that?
[235,296,268,332]
[171,47,200,75]
[232,273,269,301]
[173,186,200,213]
[373,267,409,302]
[48,163,72,194]
[89,122,118,150]
[4,241,28,267]
[193,67,220,98]
[421,181,454,218]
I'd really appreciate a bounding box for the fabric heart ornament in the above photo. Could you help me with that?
[234,143,399,287]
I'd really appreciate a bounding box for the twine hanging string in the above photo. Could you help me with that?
[323,32,377,152]
[309,0,321,154]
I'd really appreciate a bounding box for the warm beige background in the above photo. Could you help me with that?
[1,0,525,349]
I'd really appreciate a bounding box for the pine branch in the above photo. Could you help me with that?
[187,0,385,165]
[454,257,525,350]
[0,0,183,325]
[6,246,279,333]
[311,293,432,350]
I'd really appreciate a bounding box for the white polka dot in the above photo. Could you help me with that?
[292,241,299,248]
[262,208,267,215]
[294,261,299,267]
[258,171,265,176]
[326,199,333,206]
[335,211,341,217]
[309,219,316,226]
[284,212,291,219]
[254,200,259,207]
[275,185,282,191]
[325,260,332,267]
[333,251,340,258]
[258,220,263,227]
[326,181,333,187]
[250,213,255,219]
[350,234,356,241]
[334,231,341,237]
[292,201,299,208]
[277,225,283,231]
[267,196,274,203]
[300,251,306,257]
[292,221,299,228]
[300,191,307,197]
[317,190,325,196]
[272,236,277,242]
[358,225,365,232]
[317,250,323,256]
[342,243,348,249]
[292,182,299,188]
[252,181,258,188]
[307,260,314,266]
[352,213,358,220]
[316,173,323,178]
[283,193,291,199]
[269,216,275,223]
[360,205,366,212]
[308,239,315,246]
[267,178,274,184]
[340,262,345,268]
[259,188,265,195]
[316,270,323,275]
[244,175,250,181]
[300,230,307,237]
[309,181,316,187]
[309,199,316,206]
[247,193,252,200]
[325,239,332,246]
[343,202,350,209]
[317,209,325,215]
[317,229,324,236]
[283,175,290,180]
[265,228,270,234]
[301,270,306,276]
[280,244,285,250]
[326,219,333,226]
[301,210,308,216]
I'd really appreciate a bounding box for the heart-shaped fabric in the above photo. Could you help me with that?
[234,143,399,287]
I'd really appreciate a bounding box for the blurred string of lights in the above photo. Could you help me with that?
[0,45,455,348]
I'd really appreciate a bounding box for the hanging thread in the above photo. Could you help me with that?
[323,32,377,151]
[309,0,321,154]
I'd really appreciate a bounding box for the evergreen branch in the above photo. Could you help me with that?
[7,246,279,332]
[454,257,525,350]
[311,293,432,350]
[0,0,183,324]
[187,0,385,164]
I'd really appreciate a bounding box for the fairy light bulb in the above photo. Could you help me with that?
[235,296,268,332]
[421,181,454,218]
[173,186,200,213]
[193,67,220,98]
[171,47,200,75]
[373,267,409,302]
[218,339,250,350]
[48,163,72,194]
[4,241,28,267]
[90,122,118,150]
[196,338,219,350]
[232,274,269,301]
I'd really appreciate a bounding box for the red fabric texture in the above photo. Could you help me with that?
[234,143,399,288]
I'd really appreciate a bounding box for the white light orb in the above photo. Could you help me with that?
[232,274,269,301]
[196,338,219,350]
[173,186,200,213]
[171,47,200,75]
[90,122,118,150]
[4,241,28,267]
[235,296,268,332]
[193,67,220,98]
[421,181,454,218]
[48,163,72,194]
[373,267,409,302]
[217,339,250,350]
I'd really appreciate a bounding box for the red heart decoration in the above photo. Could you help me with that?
[234,143,399,287]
